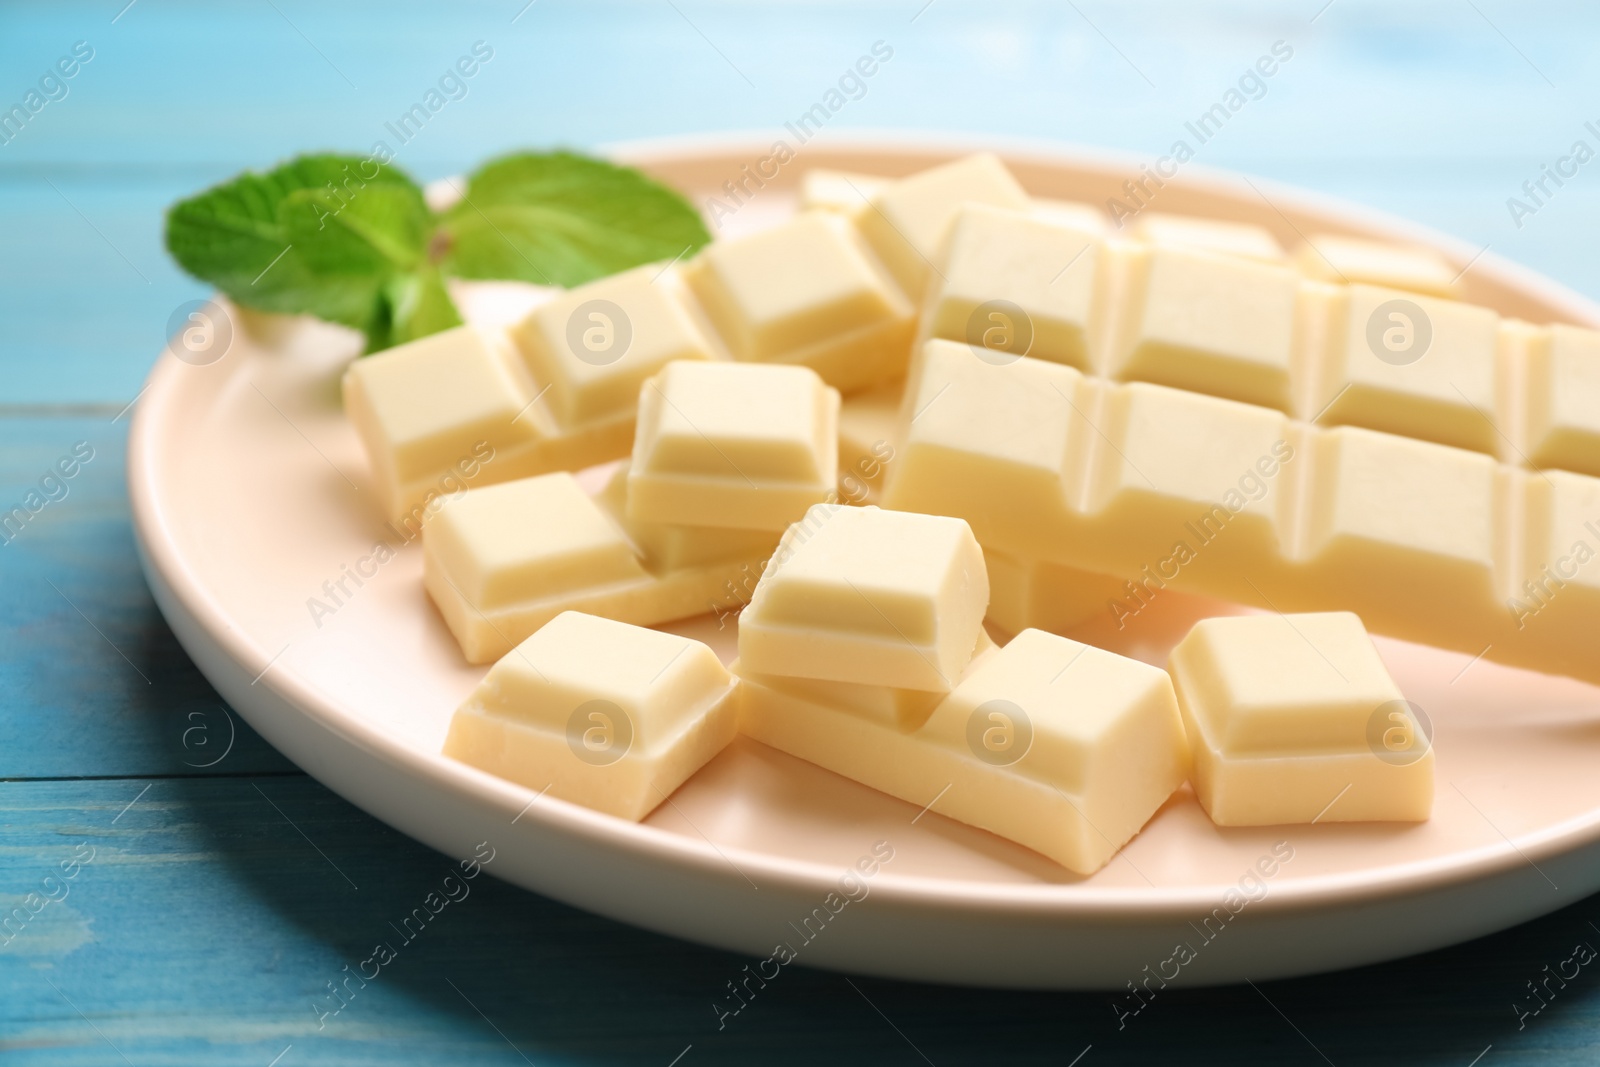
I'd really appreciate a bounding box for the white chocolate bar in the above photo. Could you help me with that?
[1295,233,1460,298]
[921,203,1105,371]
[683,211,915,392]
[883,338,1600,686]
[1518,323,1600,478]
[1168,612,1433,825]
[1305,282,1500,454]
[738,504,989,691]
[423,471,773,663]
[444,611,738,820]
[918,200,1600,468]
[627,361,840,531]
[738,627,1189,874]
[1105,241,1302,413]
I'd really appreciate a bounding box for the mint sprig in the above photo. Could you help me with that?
[164,150,710,354]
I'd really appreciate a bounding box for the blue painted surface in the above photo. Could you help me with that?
[3,1,1600,1062]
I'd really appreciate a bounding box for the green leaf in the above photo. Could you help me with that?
[164,153,443,350]
[438,151,710,287]
[375,267,464,352]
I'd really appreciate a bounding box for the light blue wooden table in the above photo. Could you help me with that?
[4,2,1600,1062]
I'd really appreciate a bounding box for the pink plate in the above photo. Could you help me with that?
[130,134,1600,989]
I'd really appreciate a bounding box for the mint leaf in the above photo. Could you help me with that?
[165,154,455,351]
[438,151,710,287]
[375,267,464,351]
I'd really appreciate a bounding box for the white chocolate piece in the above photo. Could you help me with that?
[799,168,893,220]
[1031,197,1105,234]
[1106,243,1301,412]
[513,264,720,429]
[1131,213,1285,263]
[738,504,989,691]
[893,339,1087,541]
[1168,612,1433,825]
[1295,233,1459,298]
[884,338,1600,686]
[836,379,902,503]
[1309,283,1500,454]
[1301,425,1503,633]
[984,549,1124,634]
[1516,469,1600,673]
[423,472,771,663]
[922,204,1105,371]
[1522,323,1600,477]
[599,463,779,573]
[343,326,534,524]
[444,612,738,820]
[739,628,1189,874]
[628,361,840,531]
[742,630,997,732]
[858,153,1031,299]
[684,212,915,393]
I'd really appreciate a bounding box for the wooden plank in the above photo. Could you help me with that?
[1,774,1597,1064]
[0,417,296,778]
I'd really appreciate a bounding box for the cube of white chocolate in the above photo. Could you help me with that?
[684,212,914,393]
[738,627,1189,874]
[1168,611,1433,825]
[738,504,989,691]
[1311,283,1500,454]
[1523,323,1600,478]
[444,611,738,821]
[423,472,771,662]
[923,204,1105,371]
[1106,243,1301,412]
[513,264,720,429]
[917,628,1189,867]
[1131,213,1285,263]
[597,463,779,573]
[1294,233,1459,298]
[627,361,840,531]
[858,153,1031,298]
[343,325,536,523]
[799,168,893,220]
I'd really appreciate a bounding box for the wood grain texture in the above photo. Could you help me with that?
[0,417,297,777]
[3,0,1600,1062]
[3,776,1598,1065]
